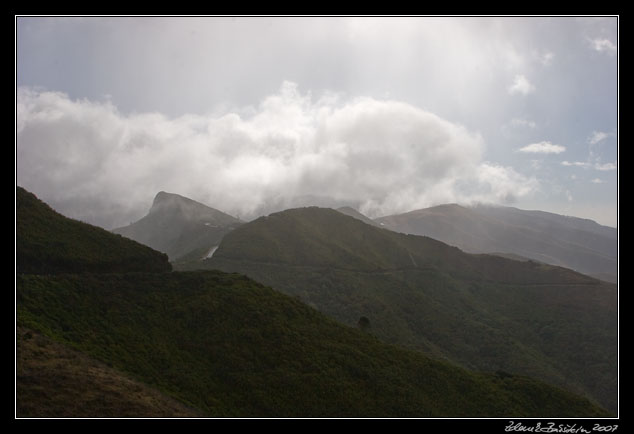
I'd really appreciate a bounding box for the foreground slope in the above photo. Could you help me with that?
[16,187,171,274]
[376,204,618,283]
[15,187,610,417]
[17,326,201,418]
[184,207,618,413]
[113,191,242,261]
[17,271,610,417]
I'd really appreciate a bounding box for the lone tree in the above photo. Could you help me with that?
[357,316,371,331]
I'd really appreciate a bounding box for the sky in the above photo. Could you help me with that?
[15,16,618,228]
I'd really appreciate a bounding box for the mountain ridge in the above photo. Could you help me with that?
[210,207,601,285]
[16,186,171,274]
[375,203,617,282]
[336,206,380,227]
[113,191,242,261]
[148,191,238,223]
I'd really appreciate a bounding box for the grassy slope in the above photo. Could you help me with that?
[17,187,171,274]
[16,326,201,418]
[181,207,617,413]
[207,207,598,284]
[16,271,611,418]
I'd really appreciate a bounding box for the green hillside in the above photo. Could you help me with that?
[17,187,171,274]
[16,271,610,417]
[17,326,201,418]
[206,207,599,284]
[180,207,618,413]
[15,188,612,417]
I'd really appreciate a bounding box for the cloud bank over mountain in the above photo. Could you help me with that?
[17,83,539,229]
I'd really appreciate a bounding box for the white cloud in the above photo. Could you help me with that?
[594,162,617,171]
[588,130,612,144]
[16,83,538,229]
[508,74,535,96]
[519,141,566,154]
[510,118,537,128]
[589,38,617,55]
[534,50,554,66]
[591,178,604,184]
[561,160,616,171]
[562,161,589,167]
[467,163,539,205]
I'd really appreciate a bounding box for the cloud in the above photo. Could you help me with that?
[591,178,604,184]
[510,118,537,128]
[589,38,617,55]
[561,161,590,168]
[508,74,535,96]
[594,162,617,171]
[529,160,542,170]
[468,163,539,205]
[533,50,554,66]
[561,161,616,171]
[541,52,555,66]
[17,83,539,229]
[588,130,612,144]
[519,141,566,154]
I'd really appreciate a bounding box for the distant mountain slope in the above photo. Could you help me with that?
[375,204,617,283]
[17,271,610,417]
[184,207,617,413]
[207,207,598,284]
[113,191,242,261]
[336,206,380,227]
[16,186,170,274]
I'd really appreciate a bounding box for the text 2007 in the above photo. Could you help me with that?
[593,426,618,433]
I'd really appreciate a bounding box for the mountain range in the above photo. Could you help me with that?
[16,187,617,417]
[178,206,617,413]
[115,192,617,285]
[106,190,618,412]
[376,203,617,283]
